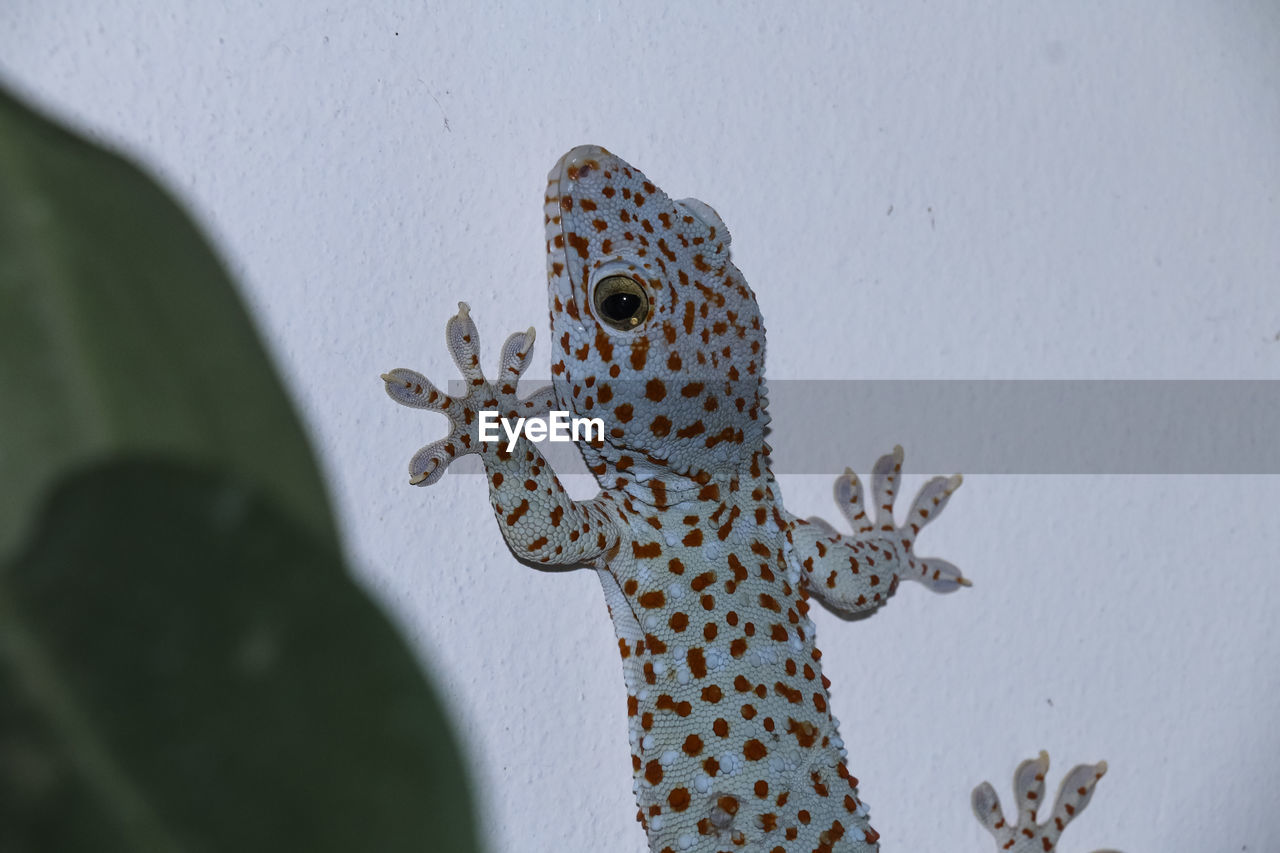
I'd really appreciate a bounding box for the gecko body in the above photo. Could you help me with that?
[384,146,1112,853]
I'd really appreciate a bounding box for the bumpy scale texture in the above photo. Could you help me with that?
[384,146,1113,853]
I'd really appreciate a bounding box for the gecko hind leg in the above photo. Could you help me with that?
[971,751,1119,853]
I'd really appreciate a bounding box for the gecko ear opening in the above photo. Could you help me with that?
[676,197,732,249]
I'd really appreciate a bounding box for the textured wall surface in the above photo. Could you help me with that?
[3,3,1278,851]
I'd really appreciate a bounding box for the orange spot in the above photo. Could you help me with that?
[630,340,648,370]
[632,541,662,558]
[690,571,716,591]
[639,590,666,609]
[687,647,708,678]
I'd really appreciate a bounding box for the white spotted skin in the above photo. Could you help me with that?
[545,146,887,852]
[384,145,1114,853]
[602,500,876,852]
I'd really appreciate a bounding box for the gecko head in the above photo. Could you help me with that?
[545,145,769,487]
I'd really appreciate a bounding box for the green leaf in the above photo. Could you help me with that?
[0,459,480,853]
[0,84,480,852]
[0,86,334,563]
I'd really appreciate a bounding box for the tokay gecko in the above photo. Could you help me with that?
[383,146,1115,852]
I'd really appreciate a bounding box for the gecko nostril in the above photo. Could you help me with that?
[563,145,610,182]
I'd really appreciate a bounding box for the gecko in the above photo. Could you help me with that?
[383,145,1114,852]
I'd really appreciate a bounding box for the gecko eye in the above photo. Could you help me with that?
[592,275,650,331]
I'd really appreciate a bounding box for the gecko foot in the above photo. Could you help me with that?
[825,445,968,592]
[382,302,552,486]
[971,751,1119,853]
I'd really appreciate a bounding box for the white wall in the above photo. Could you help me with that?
[4,3,1278,851]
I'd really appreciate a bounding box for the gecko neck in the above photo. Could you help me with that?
[575,385,776,511]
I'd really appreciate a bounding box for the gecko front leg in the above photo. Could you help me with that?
[790,445,968,617]
[383,302,619,566]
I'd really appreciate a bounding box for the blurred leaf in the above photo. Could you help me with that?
[0,459,479,853]
[0,86,334,563]
[0,84,480,851]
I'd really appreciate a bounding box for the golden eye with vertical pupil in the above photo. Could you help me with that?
[592,275,650,330]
